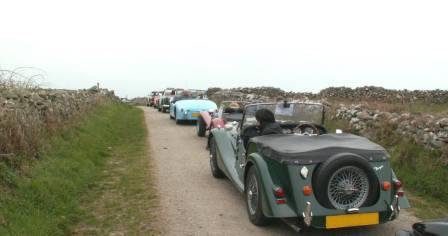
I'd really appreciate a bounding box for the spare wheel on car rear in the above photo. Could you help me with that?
[312,153,379,210]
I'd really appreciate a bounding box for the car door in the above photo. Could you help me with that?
[235,112,248,181]
[236,132,247,181]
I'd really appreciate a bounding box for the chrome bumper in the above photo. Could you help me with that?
[389,195,400,220]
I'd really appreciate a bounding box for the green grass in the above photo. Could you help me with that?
[325,117,448,219]
[386,139,448,219]
[403,102,448,115]
[72,107,159,235]
[0,102,157,235]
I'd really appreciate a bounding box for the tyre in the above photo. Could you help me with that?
[170,107,175,119]
[312,154,379,209]
[197,116,207,137]
[245,166,270,226]
[209,138,224,178]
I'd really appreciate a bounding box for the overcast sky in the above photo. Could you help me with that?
[1,0,447,98]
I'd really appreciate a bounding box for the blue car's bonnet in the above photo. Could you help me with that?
[176,100,217,111]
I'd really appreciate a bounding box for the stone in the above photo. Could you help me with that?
[350,117,360,124]
[436,118,448,128]
[4,91,18,99]
[401,113,411,119]
[349,109,359,117]
[389,118,400,125]
[357,111,373,120]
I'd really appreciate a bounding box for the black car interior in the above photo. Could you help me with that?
[241,123,328,149]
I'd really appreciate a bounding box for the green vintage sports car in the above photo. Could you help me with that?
[209,102,410,231]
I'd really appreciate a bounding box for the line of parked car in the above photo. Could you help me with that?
[146,89,446,234]
[147,88,217,124]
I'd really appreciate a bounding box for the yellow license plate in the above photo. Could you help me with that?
[326,212,379,229]
[192,113,199,117]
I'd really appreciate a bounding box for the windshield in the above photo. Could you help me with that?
[243,103,324,127]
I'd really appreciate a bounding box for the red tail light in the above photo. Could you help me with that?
[276,199,287,204]
[274,187,285,198]
[273,187,286,204]
[393,180,402,189]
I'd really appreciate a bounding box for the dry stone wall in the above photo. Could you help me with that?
[334,104,448,149]
[208,86,448,104]
[0,86,118,160]
[320,86,448,104]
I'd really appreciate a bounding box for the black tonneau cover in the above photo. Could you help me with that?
[249,133,388,164]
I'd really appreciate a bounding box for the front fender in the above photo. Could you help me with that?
[211,118,225,129]
[210,128,243,191]
[175,106,184,120]
[245,153,298,218]
[199,111,212,128]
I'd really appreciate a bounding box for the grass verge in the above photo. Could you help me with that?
[72,107,159,235]
[0,103,158,235]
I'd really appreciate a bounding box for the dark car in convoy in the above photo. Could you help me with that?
[158,88,183,112]
[209,102,410,231]
[147,91,161,107]
[396,218,448,236]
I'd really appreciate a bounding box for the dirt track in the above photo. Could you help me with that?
[143,107,419,235]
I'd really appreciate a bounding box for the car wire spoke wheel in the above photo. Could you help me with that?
[247,173,259,215]
[209,139,224,178]
[327,166,369,209]
[209,141,216,171]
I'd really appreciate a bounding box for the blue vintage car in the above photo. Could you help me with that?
[170,99,217,124]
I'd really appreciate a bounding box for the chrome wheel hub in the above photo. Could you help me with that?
[328,166,369,209]
[247,174,259,215]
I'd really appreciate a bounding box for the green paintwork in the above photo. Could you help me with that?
[210,109,410,229]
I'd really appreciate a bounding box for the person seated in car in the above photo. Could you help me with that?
[255,109,283,135]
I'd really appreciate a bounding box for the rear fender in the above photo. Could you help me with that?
[391,169,411,209]
[245,153,298,218]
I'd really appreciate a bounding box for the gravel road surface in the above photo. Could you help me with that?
[143,107,419,236]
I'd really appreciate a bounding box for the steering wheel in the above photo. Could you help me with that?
[293,123,320,135]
